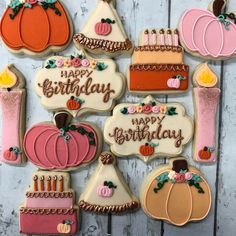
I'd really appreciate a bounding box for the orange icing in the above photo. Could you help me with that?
[0,2,71,53]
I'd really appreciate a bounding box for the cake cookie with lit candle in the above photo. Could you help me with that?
[0,65,26,165]
[128,29,189,94]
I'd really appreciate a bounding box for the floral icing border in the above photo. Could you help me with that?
[8,0,61,19]
[45,54,108,71]
[153,170,205,194]
[120,101,178,115]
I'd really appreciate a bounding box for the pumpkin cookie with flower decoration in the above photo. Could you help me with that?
[23,111,102,171]
[0,65,26,165]
[141,158,211,226]
[179,0,236,60]
[0,0,72,57]
[35,50,125,117]
[73,0,133,57]
[79,152,139,214]
[104,96,193,162]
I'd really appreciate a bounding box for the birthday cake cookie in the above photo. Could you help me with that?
[0,65,26,165]
[128,29,189,94]
[73,0,133,57]
[140,158,211,226]
[19,171,79,235]
[0,0,72,57]
[79,152,139,214]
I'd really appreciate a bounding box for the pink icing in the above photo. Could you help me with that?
[25,195,73,208]
[20,211,78,234]
[194,88,221,162]
[23,123,98,170]
[179,9,236,58]
[0,91,23,165]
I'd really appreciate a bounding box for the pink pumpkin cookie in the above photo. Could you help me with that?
[179,0,236,60]
[0,65,26,165]
[79,152,139,214]
[192,63,221,162]
[23,111,102,171]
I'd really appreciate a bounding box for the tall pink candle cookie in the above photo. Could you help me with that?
[35,50,125,117]
[0,0,72,57]
[104,96,193,162]
[128,29,189,94]
[23,112,102,171]
[19,171,79,235]
[0,65,26,165]
[73,0,133,57]
[141,158,211,226]
[79,152,139,214]
[179,0,236,60]
[193,63,221,162]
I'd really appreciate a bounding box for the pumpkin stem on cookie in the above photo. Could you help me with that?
[212,0,227,16]
[172,159,188,173]
[54,112,72,129]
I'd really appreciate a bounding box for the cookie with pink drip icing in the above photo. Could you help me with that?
[23,111,102,171]
[178,0,236,60]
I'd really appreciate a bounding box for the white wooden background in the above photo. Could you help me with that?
[0,0,235,235]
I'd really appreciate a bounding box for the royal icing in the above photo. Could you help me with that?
[128,29,189,94]
[141,158,211,226]
[79,152,139,214]
[0,0,72,56]
[104,96,193,162]
[73,0,133,56]
[23,112,102,170]
[179,0,236,60]
[35,51,125,117]
[20,171,78,235]
[193,64,221,162]
[0,65,26,165]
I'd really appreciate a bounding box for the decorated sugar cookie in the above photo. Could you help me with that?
[0,0,72,57]
[23,112,102,171]
[0,65,26,165]
[141,158,211,226]
[104,96,193,162]
[35,50,125,117]
[73,0,133,57]
[79,152,139,214]
[179,0,236,60]
[20,171,79,234]
[193,63,221,162]
[128,29,189,94]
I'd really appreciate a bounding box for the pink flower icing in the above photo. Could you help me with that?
[128,106,136,114]
[26,0,38,4]
[71,58,81,68]
[81,59,90,67]
[142,104,152,114]
[55,59,64,68]
[175,173,185,183]
[185,172,193,180]
[152,106,160,113]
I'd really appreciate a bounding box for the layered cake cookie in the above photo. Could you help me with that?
[73,0,133,57]
[0,65,26,165]
[79,152,139,214]
[128,29,189,94]
[140,158,211,226]
[19,171,79,234]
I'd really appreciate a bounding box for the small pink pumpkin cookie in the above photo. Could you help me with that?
[79,152,139,214]
[141,158,211,226]
[23,111,102,171]
[0,65,26,165]
[179,0,236,60]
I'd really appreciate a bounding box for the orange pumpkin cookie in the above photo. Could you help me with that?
[128,29,189,94]
[141,158,211,226]
[0,0,72,57]
[73,0,133,57]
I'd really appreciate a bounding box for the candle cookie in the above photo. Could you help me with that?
[73,0,133,57]
[179,0,236,60]
[0,65,26,165]
[19,171,79,235]
[0,0,72,57]
[35,50,125,117]
[23,111,102,171]
[193,63,221,162]
[128,29,189,94]
[79,152,139,214]
[104,96,193,162]
[140,158,211,226]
